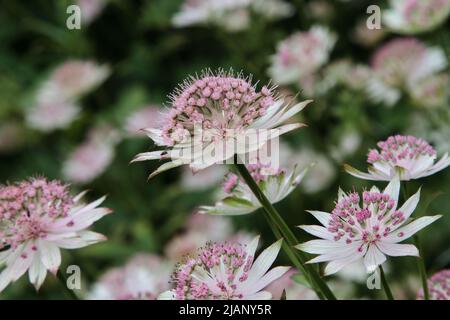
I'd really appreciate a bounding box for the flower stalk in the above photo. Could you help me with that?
[379,265,394,300]
[234,161,336,300]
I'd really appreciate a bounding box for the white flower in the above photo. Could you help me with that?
[87,254,172,300]
[296,177,441,275]
[159,236,289,300]
[199,162,308,215]
[77,0,107,25]
[124,105,165,137]
[26,100,81,132]
[417,269,450,300]
[0,178,110,291]
[172,0,292,31]
[367,38,447,106]
[63,125,121,184]
[268,26,336,86]
[384,0,450,34]
[132,70,309,178]
[345,135,450,181]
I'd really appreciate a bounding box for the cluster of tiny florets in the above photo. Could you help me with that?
[329,190,403,249]
[171,242,253,300]
[0,178,74,250]
[162,70,276,145]
[372,38,425,85]
[367,135,436,165]
[418,269,450,300]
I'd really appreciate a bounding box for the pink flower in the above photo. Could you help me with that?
[417,269,450,300]
[296,177,441,275]
[345,135,450,181]
[0,177,110,291]
[384,0,450,34]
[265,268,318,300]
[87,254,172,300]
[0,122,25,153]
[77,0,107,25]
[133,70,309,178]
[159,236,289,300]
[63,125,121,184]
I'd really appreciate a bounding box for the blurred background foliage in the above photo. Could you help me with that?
[0,0,449,299]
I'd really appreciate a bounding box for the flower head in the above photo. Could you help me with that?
[124,105,164,137]
[26,100,81,132]
[63,125,121,184]
[384,0,450,34]
[345,135,450,181]
[367,38,447,106]
[417,269,450,300]
[0,177,110,291]
[40,60,110,101]
[133,70,310,178]
[172,0,292,32]
[77,0,107,25]
[87,254,172,300]
[159,236,289,300]
[268,26,336,86]
[199,162,308,215]
[296,177,441,275]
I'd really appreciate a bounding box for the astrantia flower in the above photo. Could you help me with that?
[199,162,308,215]
[26,100,81,132]
[322,59,370,92]
[27,60,110,132]
[132,70,310,178]
[409,74,449,109]
[0,122,25,154]
[345,135,450,181]
[417,269,450,300]
[367,38,447,106]
[0,178,110,291]
[296,177,441,275]
[87,254,171,300]
[172,0,292,32]
[159,236,289,300]
[38,60,110,102]
[63,125,121,184]
[384,0,450,34]
[268,26,336,86]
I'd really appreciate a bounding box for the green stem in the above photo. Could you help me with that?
[414,235,430,300]
[379,265,394,300]
[234,162,336,300]
[402,182,429,300]
[56,272,79,300]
